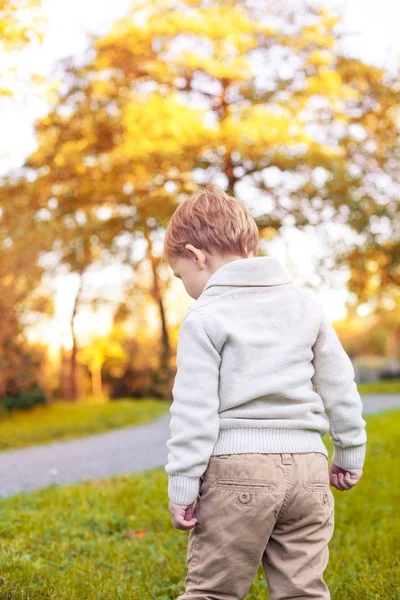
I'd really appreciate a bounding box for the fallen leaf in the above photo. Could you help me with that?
[124,529,148,540]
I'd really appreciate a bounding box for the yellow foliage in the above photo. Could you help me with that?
[0,0,42,49]
[178,53,251,81]
[307,49,334,68]
[117,93,209,161]
[307,70,342,96]
[0,0,45,96]
[218,105,310,154]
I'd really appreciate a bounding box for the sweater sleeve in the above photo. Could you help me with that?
[311,307,367,472]
[165,310,221,505]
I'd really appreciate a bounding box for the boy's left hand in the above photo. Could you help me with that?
[330,464,362,490]
[169,501,198,531]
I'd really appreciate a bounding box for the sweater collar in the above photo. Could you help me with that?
[202,256,292,293]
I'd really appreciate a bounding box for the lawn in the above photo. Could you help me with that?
[357,379,400,395]
[0,410,398,599]
[0,398,170,451]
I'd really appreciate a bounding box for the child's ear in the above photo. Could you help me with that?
[184,244,198,257]
[185,244,206,268]
[184,244,196,260]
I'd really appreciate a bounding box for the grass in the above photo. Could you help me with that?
[0,410,398,599]
[0,398,170,451]
[357,379,400,395]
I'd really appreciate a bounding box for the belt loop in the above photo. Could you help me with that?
[282,453,293,465]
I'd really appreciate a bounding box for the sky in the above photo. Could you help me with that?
[2,0,400,352]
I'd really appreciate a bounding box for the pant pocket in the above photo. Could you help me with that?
[216,479,273,492]
[303,453,330,491]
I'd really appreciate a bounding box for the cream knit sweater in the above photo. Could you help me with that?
[165,256,367,505]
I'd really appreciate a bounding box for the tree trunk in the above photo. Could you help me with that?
[68,274,83,401]
[91,363,103,398]
[225,153,238,191]
[143,229,172,395]
[60,345,72,400]
[219,80,238,191]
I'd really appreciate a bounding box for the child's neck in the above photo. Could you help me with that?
[207,252,254,278]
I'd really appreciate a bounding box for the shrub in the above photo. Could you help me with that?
[2,381,48,412]
[380,370,400,380]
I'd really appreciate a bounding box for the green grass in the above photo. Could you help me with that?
[357,379,400,395]
[0,398,170,451]
[0,411,398,599]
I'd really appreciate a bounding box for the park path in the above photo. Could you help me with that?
[0,394,399,498]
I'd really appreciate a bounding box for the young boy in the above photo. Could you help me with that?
[164,185,366,600]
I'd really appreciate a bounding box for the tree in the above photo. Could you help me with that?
[77,334,127,399]
[0,191,53,400]
[1,0,398,389]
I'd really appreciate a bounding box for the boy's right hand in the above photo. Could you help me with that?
[330,464,362,491]
[169,501,198,531]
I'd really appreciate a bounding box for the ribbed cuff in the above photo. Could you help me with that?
[168,475,200,505]
[332,444,366,472]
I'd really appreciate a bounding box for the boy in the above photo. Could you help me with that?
[164,185,366,600]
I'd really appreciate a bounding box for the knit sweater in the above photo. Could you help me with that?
[165,256,367,505]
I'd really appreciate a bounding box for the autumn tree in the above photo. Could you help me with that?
[77,333,126,398]
[0,183,53,402]
[1,0,399,395]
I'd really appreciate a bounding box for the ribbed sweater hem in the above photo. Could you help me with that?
[211,427,328,457]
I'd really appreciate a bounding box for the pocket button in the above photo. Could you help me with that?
[239,492,250,504]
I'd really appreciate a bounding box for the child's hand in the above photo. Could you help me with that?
[330,464,362,491]
[169,501,198,531]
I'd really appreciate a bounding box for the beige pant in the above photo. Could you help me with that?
[178,453,335,600]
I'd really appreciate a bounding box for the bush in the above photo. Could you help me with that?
[107,366,173,400]
[380,370,400,380]
[2,381,48,412]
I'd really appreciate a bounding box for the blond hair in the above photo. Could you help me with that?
[163,184,259,258]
